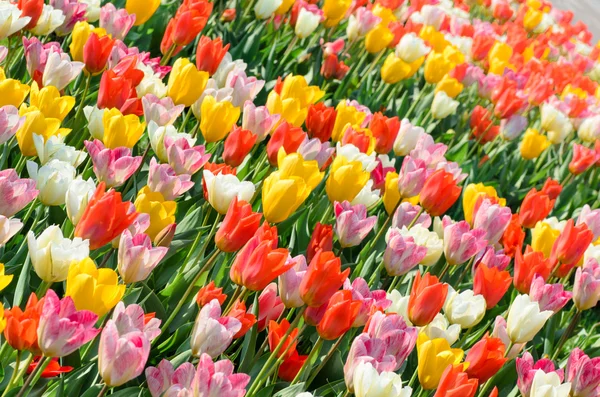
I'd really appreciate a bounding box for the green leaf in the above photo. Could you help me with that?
[273,383,306,397]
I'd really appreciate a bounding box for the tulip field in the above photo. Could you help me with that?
[2,0,600,396]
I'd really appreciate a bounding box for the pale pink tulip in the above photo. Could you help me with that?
[51,0,87,35]
[190,299,241,358]
[249,282,284,331]
[0,215,22,247]
[574,258,600,311]
[383,228,428,276]
[392,202,431,229]
[99,3,135,40]
[37,289,100,357]
[85,139,142,188]
[117,230,168,284]
[334,201,377,248]
[146,359,174,397]
[529,274,572,313]
[344,333,397,390]
[365,311,418,369]
[0,169,38,217]
[476,246,510,271]
[242,101,280,142]
[344,278,391,327]
[164,136,211,176]
[147,158,194,200]
[23,37,61,81]
[409,134,447,170]
[397,156,427,198]
[352,7,381,37]
[226,70,265,107]
[516,352,564,397]
[0,46,7,63]
[492,316,524,359]
[42,51,84,91]
[435,160,467,183]
[0,106,24,145]
[472,198,512,245]
[566,348,600,397]
[278,254,308,308]
[443,221,488,265]
[297,138,334,170]
[577,204,600,240]
[142,95,185,127]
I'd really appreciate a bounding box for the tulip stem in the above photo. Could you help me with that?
[551,309,581,360]
[4,350,21,396]
[438,261,450,281]
[305,336,344,387]
[72,73,92,134]
[178,107,193,133]
[407,365,418,388]
[97,384,109,397]
[15,355,50,397]
[160,44,176,67]
[291,336,324,385]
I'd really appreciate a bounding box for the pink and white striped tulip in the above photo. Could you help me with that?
[42,51,84,91]
[242,101,280,142]
[383,228,428,276]
[443,221,488,265]
[472,198,512,245]
[574,258,600,311]
[344,278,391,327]
[190,299,241,358]
[0,105,24,145]
[0,215,22,247]
[392,202,431,229]
[577,204,600,240]
[117,230,168,284]
[85,139,143,188]
[0,169,38,217]
[477,246,511,271]
[226,70,265,107]
[142,95,185,127]
[298,138,334,170]
[365,311,418,368]
[344,334,397,391]
[517,352,564,397]
[52,0,88,35]
[37,289,100,357]
[278,254,308,308]
[397,156,427,198]
[147,158,194,200]
[164,136,211,176]
[99,3,135,40]
[250,282,284,331]
[334,201,377,248]
[529,274,572,313]
[566,348,600,397]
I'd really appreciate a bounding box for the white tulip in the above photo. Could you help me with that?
[577,115,600,143]
[136,63,167,99]
[507,294,553,344]
[27,225,90,283]
[148,121,195,163]
[27,159,76,206]
[353,362,412,397]
[295,8,321,39]
[443,287,486,329]
[203,170,255,215]
[421,313,461,345]
[336,143,378,172]
[42,51,84,91]
[351,180,380,209]
[0,215,22,247]
[530,370,571,397]
[386,290,411,325]
[213,53,247,88]
[84,106,106,141]
[541,103,572,144]
[395,33,430,63]
[33,134,87,167]
[431,91,459,120]
[0,3,31,40]
[65,177,96,226]
[30,5,65,36]
[254,0,283,19]
[393,119,425,156]
[81,0,101,22]
[398,224,443,266]
[421,5,445,30]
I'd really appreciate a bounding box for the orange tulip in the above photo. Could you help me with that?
[3,293,44,353]
[214,197,262,253]
[266,121,306,166]
[299,250,349,307]
[74,182,138,250]
[408,272,448,326]
[196,281,227,307]
[473,264,512,309]
[420,170,462,217]
[228,300,257,339]
[316,290,361,340]
[195,36,230,75]
[268,319,300,360]
[550,219,594,277]
[464,337,507,382]
[306,103,336,142]
[514,245,552,293]
[278,351,308,381]
[518,187,554,229]
[433,364,478,397]
[306,223,333,262]
[223,126,257,167]
[502,214,525,258]
[369,112,400,154]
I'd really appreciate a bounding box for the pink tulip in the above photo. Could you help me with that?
[334,201,377,248]
[51,0,87,35]
[578,204,600,240]
[297,138,334,170]
[516,352,564,397]
[344,278,391,327]
[353,7,381,37]
[164,136,211,176]
[142,95,185,127]
[383,228,428,276]
[472,198,512,245]
[0,106,24,145]
[463,64,485,87]
[409,134,447,170]
[304,302,327,326]
[226,70,265,108]
[117,230,168,284]
[397,156,427,198]
[370,155,396,191]
[190,299,241,358]
[500,114,528,140]
[529,274,572,313]
[392,202,431,229]
[278,255,308,308]
[249,283,284,331]
[566,348,600,397]
[492,316,524,359]
[23,37,61,82]
[111,207,151,248]
[476,246,510,271]
[42,51,84,91]
[242,101,280,142]
[147,158,194,200]
[365,311,418,368]
[323,38,345,56]
[0,169,38,217]
[443,220,488,265]
[100,3,135,40]
[574,258,600,311]
[37,289,100,357]
[344,334,397,390]
[99,302,161,387]
[85,140,143,188]
[146,354,250,397]
[0,46,7,63]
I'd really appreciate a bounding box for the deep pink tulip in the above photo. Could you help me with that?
[392,202,431,229]
[249,283,284,332]
[51,0,87,35]
[147,158,194,200]
[516,352,564,397]
[528,274,572,314]
[443,221,488,265]
[0,169,38,217]
[477,246,510,271]
[383,228,428,276]
[574,258,600,311]
[142,94,185,127]
[334,201,377,248]
[117,230,168,284]
[85,140,142,188]
[343,278,391,327]
[566,348,600,397]
[164,136,211,176]
[472,198,512,245]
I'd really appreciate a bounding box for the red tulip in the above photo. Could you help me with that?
[278,351,308,381]
[470,105,499,144]
[473,263,512,309]
[196,36,230,75]
[268,319,299,360]
[196,281,227,307]
[228,300,257,339]
[569,143,597,176]
[223,126,257,167]
[433,364,478,397]
[306,223,333,262]
[74,182,138,250]
[518,188,554,229]
[514,245,552,293]
[502,214,525,257]
[97,56,144,116]
[408,272,448,326]
[369,112,400,154]
[215,197,262,252]
[300,250,349,307]
[266,121,306,166]
[342,125,373,154]
[420,170,462,217]
[83,33,115,75]
[464,337,507,382]
[321,53,350,81]
[541,178,562,200]
[27,357,73,378]
[306,103,337,142]
[550,219,594,273]
[18,0,44,30]
[160,0,213,55]
[316,290,361,340]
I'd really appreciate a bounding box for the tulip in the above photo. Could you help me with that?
[82,32,114,75]
[384,228,428,276]
[473,263,512,309]
[167,58,209,107]
[160,0,213,54]
[420,169,462,217]
[506,294,553,344]
[443,221,488,266]
[190,300,241,358]
[565,348,600,397]
[229,232,290,291]
[0,105,24,145]
[514,245,553,294]
[408,272,448,326]
[397,156,427,198]
[26,159,75,207]
[126,0,160,26]
[3,293,43,353]
[472,198,512,245]
[463,337,507,383]
[443,287,486,329]
[198,95,240,142]
[541,103,573,144]
[503,214,525,257]
[268,319,300,360]
[0,262,12,293]
[344,278,390,327]
[577,205,600,240]
[250,283,284,331]
[334,201,376,248]
[306,223,333,262]
[254,0,282,19]
[326,155,371,203]
[228,300,257,339]
[28,82,74,123]
[203,170,255,215]
[147,158,193,200]
[462,183,506,225]
[330,102,367,143]
[393,119,424,157]
[531,219,563,259]
[417,333,465,389]
[365,311,418,367]
[226,69,265,108]
[519,187,555,229]
[300,250,349,307]
[529,370,572,397]
[266,121,307,165]
[18,0,44,30]
[306,103,336,142]
[42,51,84,91]
[117,230,168,284]
[353,362,412,397]
[202,162,237,199]
[223,126,256,167]
[37,289,100,357]
[215,197,261,252]
[196,281,227,307]
[147,122,194,164]
[431,91,459,119]
[316,290,361,340]
[528,275,572,314]
[101,107,146,149]
[16,106,69,157]
[0,3,31,39]
[97,58,144,116]
[242,101,280,141]
[33,134,86,168]
[134,186,177,240]
[65,177,95,226]
[344,334,397,390]
[570,144,598,175]
[296,7,322,38]
[517,352,564,397]
[398,224,444,266]
[521,128,551,160]
[434,364,478,397]
[142,95,185,127]
[551,219,594,272]
[0,169,38,218]
[421,313,461,346]
[573,258,600,311]
[84,140,142,188]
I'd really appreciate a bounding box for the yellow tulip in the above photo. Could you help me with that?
[443,46,465,66]
[488,41,513,64]
[489,59,514,76]
[0,305,5,333]
[266,92,306,127]
[383,171,400,215]
[531,220,561,258]
[134,186,177,240]
[424,52,452,84]
[331,101,367,142]
[521,128,550,160]
[279,75,324,109]
[561,84,588,100]
[323,0,352,26]
[126,0,161,26]
[462,183,506,225]
[16,106,70,156]
[419,26,449,53]
[381,54,412,84]
[275,0,295,15]
[277,151,324,190]
[0,263,13,292]
[0,74,29,108]
[372,4,396,26]
[266,75,324,127]
[524,8,543,31]
[30,82,76,121]
[199,96,241,143]
[65,257,125,317]
[326,156,370,203]
[365,24,394,54]
[435,75,464,99]
[102,108,146,149]
[417,333,465,390]
[70,22,108,63]
[167,58,209,107]
[407,56,425,78]
[263,173,310,224]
